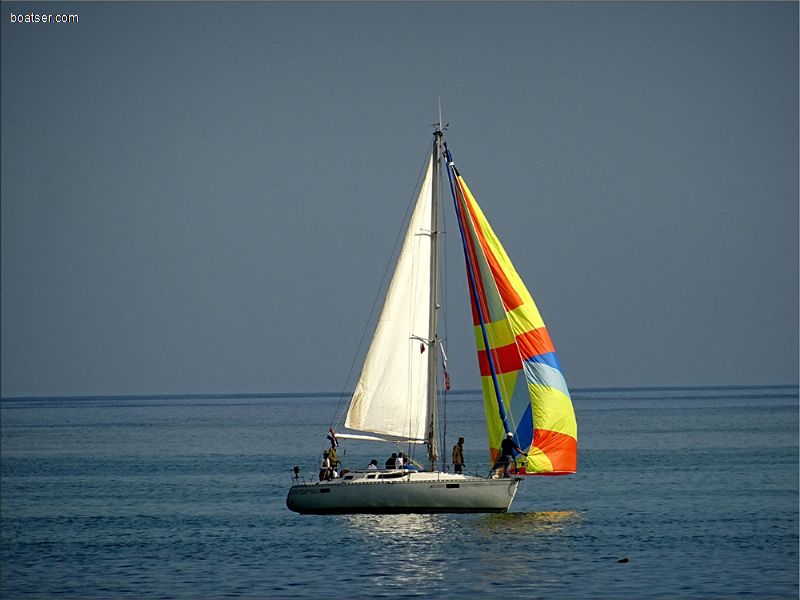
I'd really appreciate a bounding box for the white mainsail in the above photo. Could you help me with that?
[345,157,434,440]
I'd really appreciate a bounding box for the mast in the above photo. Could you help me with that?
[426,123,443,470]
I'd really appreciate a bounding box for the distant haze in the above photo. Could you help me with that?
[2,2,797,396]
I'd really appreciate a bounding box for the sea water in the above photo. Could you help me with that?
[2,386,798,599]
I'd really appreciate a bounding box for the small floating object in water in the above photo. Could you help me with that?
[617,557,630,563]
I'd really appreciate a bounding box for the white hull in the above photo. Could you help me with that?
[286,470,520,514]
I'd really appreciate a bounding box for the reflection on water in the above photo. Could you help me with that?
[341,514,448,588]
[478,511,583,536]
[343,513,448,540]
[334,512,584,593]
[342,511,583,542]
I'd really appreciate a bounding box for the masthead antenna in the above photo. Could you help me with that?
[433,97,448,135]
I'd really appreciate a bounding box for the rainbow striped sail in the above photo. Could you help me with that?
[447,151,577,475]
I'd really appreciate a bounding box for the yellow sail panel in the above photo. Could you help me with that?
[525,445,554,473]
[528,384,578,438]
[472,319,515,352]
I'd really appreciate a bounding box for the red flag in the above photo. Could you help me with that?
[327,428,338,447]
[440,342,451,391]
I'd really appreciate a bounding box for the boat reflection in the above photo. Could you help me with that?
[342,512,448,541]
[342,514,448,587]
[477,510,583,535]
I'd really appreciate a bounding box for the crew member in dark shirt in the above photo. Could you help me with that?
[498,432,524,478]
[385,452,397,470]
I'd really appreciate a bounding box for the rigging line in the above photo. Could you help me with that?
[327,140,436,440]
[443,143,513,437]
[439,164,449,471]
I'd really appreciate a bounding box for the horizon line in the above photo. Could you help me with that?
[1,383,797,403]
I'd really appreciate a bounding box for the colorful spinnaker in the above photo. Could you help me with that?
[446,150,578,475]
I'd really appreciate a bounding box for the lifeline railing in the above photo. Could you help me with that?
[289,462,526,484]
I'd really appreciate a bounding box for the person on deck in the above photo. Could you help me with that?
[402,457,419,471]
[452,437,465,474]
[328,442,339,473]
[395,452,404,469]
[498,432,525,478]
[366,459,378,470]
[319,451,332,481]
[385,453,397,470]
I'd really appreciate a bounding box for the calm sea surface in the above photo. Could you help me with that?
[2,386,798,599]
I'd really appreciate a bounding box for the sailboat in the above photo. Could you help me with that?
[286,124,577,514]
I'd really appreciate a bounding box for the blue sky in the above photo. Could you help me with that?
[2,1,797,396]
